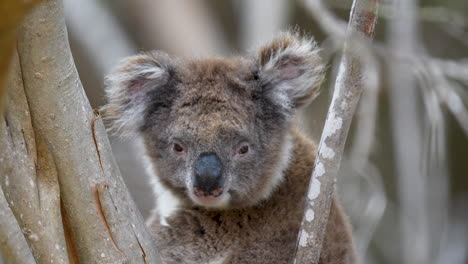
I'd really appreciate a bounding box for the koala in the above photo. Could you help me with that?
[102,32,355,264]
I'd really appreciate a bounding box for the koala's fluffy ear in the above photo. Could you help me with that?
[102,52,174,137]
[256,32,325,110]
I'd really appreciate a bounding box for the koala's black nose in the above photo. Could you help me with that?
[193,153,224,196]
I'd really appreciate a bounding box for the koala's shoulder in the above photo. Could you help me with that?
[286,127,317,181]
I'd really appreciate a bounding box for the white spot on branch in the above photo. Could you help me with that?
[340,100,348,110]
[299,230,310,247]
[5,175,9,186]
[307,178,321,200]
[321,142,335,159]
[305,209,315,222]
[322,112,343,137]
[315,162,325,177]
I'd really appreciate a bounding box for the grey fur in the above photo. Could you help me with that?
[103,32,355,264]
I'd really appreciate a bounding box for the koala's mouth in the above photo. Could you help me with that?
[186,174,232,208]
[189,189,231,208]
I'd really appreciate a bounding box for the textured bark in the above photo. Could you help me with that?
[292,0,379,263]
[0,49,68,264]
[0,0,161,263]
[0,182,37,264]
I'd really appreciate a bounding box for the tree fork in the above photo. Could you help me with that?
[1,0,162,263]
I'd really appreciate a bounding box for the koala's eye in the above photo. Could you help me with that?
[173,143,185,153]
[238,145,249,155]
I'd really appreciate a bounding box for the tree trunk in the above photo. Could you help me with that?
[0,0,161,263]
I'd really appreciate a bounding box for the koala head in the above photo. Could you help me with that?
[103,32,324,209]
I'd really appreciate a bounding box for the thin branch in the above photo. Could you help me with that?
[302,0,347,62]
[306,0,468,138]
[387,0,431,262]
[239,0,291,49]
[63,0,136,75]
[116,0,230,56]
[292,0,379,263]
[304,0,347,39]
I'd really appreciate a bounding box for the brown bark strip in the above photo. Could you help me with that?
[92,184,127,259]
[91,109,104,173]
[134,230,149,264]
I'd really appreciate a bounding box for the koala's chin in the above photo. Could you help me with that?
[187,190,231,209]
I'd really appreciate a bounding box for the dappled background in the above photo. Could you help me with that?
[65,0,468,263]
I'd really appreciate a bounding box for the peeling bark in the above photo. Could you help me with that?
[292,0,379,263]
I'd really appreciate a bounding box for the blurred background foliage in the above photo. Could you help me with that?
[65,0,468,263]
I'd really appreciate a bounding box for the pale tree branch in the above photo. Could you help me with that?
[385,53,468,138]
[1,0,162,263]
[0,177,37,264]
[304,0,347,39]
[303,7,387,258]
[63,0,136,108]
[63,0,136,76]
[306,0,467,263]
[117,0,229,56]
[387,0,441,263]
[239,0,290,49]
[305,0,468,139]
[302,0,347,62]
[63,0,156,219]
[292,0,379,263]
[0,49,69,264]
[386,0,460,263]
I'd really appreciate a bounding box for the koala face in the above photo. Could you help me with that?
[103,32,324,209]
